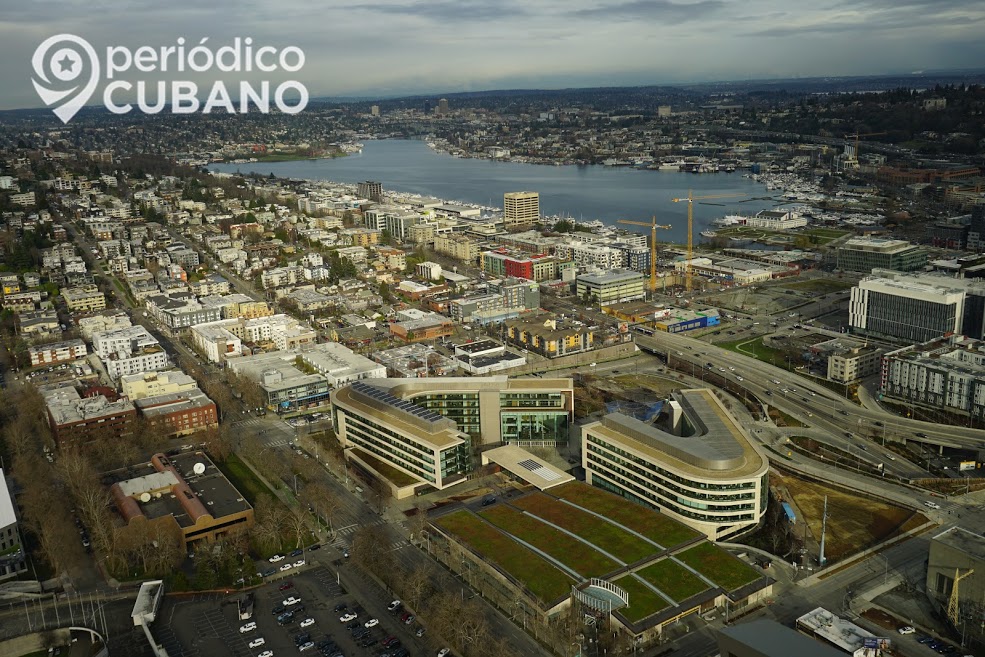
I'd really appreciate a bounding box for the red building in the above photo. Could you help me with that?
[134,388,219,437]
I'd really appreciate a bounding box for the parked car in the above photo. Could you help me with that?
[300,617,315,628]
[364,618,379,628]
[898,626,915,635]
[293,559,306,568]
[284,596,301,606]
[239,622,257,633]
[437,649,451,657]
[340,612,358,623]
[387,600,402,612]
[249,638,265,648]
[280,563,293,572]
[279,581,294,591]
[290,548,304,557]
[269,554,285,563]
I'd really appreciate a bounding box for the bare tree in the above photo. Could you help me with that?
[300,481,341,535]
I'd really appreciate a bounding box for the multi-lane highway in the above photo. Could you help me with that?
[636,330,985,452]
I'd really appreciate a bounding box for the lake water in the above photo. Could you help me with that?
[211,139,783,244]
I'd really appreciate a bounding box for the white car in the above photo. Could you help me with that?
[924,501,941,510]
[897,626,915,635]
[293,559,305,568]
[387,600,402,612]
[364,618,379,628]
[284,596,301,606]
[249,638,265,648]
[299,617,315,628]
[239,622,257,633]
[340,612,358,622]
[279,563,293,572]
[437,649,451,657]
[259,652,274,657]
[268,554,285,563]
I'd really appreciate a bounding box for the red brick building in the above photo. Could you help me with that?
[133,388,218,438]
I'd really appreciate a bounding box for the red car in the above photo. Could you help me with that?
[279,581,294,591]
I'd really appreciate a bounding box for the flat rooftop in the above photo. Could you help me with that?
[796,607,875,653]
[455,339,503,354]
[932,526,985,561]
[0,468,16,529]
[717,619,849,657]
[482,445,574,490]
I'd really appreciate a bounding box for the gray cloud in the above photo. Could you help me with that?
[0,0,983,111]
[573,0,725,22]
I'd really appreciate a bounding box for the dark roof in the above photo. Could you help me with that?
[717,619,846,657]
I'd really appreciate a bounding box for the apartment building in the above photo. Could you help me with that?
[881,335,985,419]
[120,370,199,400]
[434,234,480,262]
[28,339,88,367]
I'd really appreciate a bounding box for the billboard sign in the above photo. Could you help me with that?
[959,461,976,471]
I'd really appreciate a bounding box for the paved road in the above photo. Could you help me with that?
[636,330,985,451]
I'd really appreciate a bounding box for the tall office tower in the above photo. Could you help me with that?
[422,100,431,115]
[437,98,449,115]
[503,191,540,228]
[370,105,380,116]
[357,181,383,203]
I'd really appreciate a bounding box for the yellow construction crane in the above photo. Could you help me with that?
[948,567,974,628]
[670,191,747,292]
[617,217,671,292]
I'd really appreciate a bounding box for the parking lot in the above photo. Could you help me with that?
[163,566,427,657]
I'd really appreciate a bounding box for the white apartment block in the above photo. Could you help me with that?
[261,266,305,289]
[555,241,623,270]
[191,321,244,364]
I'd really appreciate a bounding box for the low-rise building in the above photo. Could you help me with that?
[190,322,244,364]
[91,325,170,379]
[42,383,137,447]
[134,388,218,437]
[453,340,526,374]
[145,295,224,333]
[108,452,253,553]
[576,269,646,305]
[434,234,480,262]
[809,338,883,383]
[296,342,386,387]
[582,389,769,541]
[415,261,443,281]
[77,310,131,340]
[121,370,199,400]
[836,237,928,273]
[28,338,88,366]
[17,309,60,336]
[881,334,985,420]
[505,314,594,358]
[390,312,455,342]
[927,527,985,626]
[63,285,108,314]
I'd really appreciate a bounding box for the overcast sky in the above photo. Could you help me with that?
[4,0,985,111]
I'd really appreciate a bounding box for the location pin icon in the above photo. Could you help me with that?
[31,34,101,124]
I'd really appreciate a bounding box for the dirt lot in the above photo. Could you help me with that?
[772,471,925,562]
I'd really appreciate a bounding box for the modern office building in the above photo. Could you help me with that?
[503,191,540,228]
[331,377,574,494]
[835,237,928,273]
[0,468,27,578]
[576,269,646,306]
[849,272,965,343]
[881,334,985,419]
[582,389,769,541]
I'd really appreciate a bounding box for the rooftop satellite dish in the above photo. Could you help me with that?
[193,462,206,475]
[139,492,152,503]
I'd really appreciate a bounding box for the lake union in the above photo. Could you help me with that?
[212,139,782,244]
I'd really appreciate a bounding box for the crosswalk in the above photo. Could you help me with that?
[330,521,409,551]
